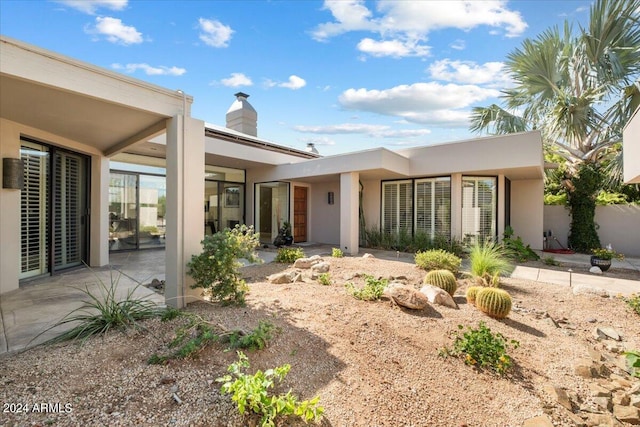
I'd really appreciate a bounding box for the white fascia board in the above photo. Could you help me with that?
[204,136,310,166]
[0,36,191,117]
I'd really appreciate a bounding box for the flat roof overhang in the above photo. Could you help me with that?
[0,36,190,155]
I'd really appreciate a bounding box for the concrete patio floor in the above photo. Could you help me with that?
[1,246,638,355]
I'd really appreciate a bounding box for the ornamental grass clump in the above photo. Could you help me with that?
[469,241,513,286]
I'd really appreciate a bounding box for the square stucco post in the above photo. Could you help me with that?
[0,119,21,294]
[89,155,109,267]
[450,173,462,242]
[165,115,204,308]
[340,172,359,255]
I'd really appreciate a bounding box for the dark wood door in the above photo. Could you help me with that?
[294,186,307,243]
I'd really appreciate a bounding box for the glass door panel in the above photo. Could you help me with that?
[139,175,166,249]
[221,183,243,230]
[109,173,138,250]
[205,181,219,235]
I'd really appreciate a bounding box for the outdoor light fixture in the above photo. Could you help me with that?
[2,158,24,190]
[328,191,334,205]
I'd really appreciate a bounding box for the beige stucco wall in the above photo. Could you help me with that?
[0,118,108,294]
[544,205,640,256]
[510,179,544,250]
[623,107,640,184]
[308,181,340,245]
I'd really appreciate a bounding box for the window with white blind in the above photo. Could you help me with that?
[415,177,451,238]
[461,176,497,243]
[382,180,413,235]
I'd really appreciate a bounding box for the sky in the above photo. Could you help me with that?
[0,0,592,156]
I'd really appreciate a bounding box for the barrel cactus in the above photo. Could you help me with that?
[475,288,512,319]
[465,286,483,306]
[424,269,457,296]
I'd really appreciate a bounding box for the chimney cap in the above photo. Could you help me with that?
[234,92,250,99]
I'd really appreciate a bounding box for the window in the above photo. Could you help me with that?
[462,176,497,243]
[415,177,451,239]
[382,181,413,235]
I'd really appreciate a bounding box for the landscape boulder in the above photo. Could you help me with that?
[383,283,429,310]
[293,255,322,269]
[311,262,330,274]
[268,271,299,284]
[419,285,458,309]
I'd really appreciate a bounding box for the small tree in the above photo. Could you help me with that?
[187,225,261,305]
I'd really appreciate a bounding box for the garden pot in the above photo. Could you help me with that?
[284,236,293,246]
[590,256,611,272]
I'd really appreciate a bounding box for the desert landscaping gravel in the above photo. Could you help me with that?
[1,255,639,427]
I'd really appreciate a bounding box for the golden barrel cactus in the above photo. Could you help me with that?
[475,287,512,319]
[465,286,484,306]
[424,269,457,296]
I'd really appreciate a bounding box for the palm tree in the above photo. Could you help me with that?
[469,0,640,252]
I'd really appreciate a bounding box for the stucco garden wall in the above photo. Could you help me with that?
[544,205,640,256]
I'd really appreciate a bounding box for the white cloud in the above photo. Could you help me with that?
[55,0,127,15]
[294,123,431,139]
[312,0,527,58]
[357,38,429,58]
[265,75,307,90]
[198,18,233,48]
[220,73,253,87]
[86,16,143,45]
[449,39,466,50]
[338,82,499,126]
[428,59,510,86]
[112,63,186,76]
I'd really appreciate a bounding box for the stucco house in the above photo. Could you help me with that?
[623,106,640,184]
[0,36,545,307]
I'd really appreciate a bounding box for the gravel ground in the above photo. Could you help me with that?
[1,255,639,427]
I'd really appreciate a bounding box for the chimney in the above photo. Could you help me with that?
[305,143,319,154]
[226,92,257,136]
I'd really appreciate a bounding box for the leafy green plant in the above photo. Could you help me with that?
[331,247,344,258]
[187,224,261,305]
[469,241,513,286]
[542,255,561,266]
[623,294,640,316]
[274,247,305,263]
[361,227,464,257]
[502,226,539,262]
[36,267,164,345]
[345,275,388,301]
[223,321,277,351]
[317,273,332,286]
[623,351,640,378]
[442,322,519,375]
[415,249,461,274]
[591,247,624,260]
[217,352,324,427]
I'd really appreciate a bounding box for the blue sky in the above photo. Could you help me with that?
[0,0,591,155]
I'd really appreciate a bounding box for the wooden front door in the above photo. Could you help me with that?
[293,186,307,243]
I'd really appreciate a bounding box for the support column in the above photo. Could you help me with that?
[165,115,204,308]
[89,155,109,267]
[340,172,359,255]
[0,119,21,294]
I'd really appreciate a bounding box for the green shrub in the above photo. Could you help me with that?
[502,226,539,262]
[624,351,640,378]
[415,249,461,273]
[441,322,519,375]
[217,352,324,427]
[317,273,332,286]
[469,241,513,286]
[275,247,305,263]
[542,255,560,266]
[346,275,388,301]
[36,267,164,345]
[223,321,277,351]
[361,227,464,256]
[187,225,261,305]
[331,247,344,258]
[623,294,640,316]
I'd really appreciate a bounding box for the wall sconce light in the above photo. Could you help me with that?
[327,191,335,205]
[2,158,24,190]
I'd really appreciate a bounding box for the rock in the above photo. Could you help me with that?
[575,359,598,378]
[567,413,587,427]
[419,285,458,309]
[311,262,330,273]
[573,284,611,297]
[383,284,429,310]
[522,415,554,427]
[612,391,630,406]
[631,394,640,409]
[593,326,622,341]
[590,266,603,274]
[584,413,623,427]
[268,271,297,284]
[593,396,612,411]
[590,383,612,398]
[293,255,321,269]
[544,385,573,410]
[586,317,597,323]
[613,405,640,425]
[362,253,375,258]
[588,348,603,362]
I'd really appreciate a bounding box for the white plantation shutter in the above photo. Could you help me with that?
[382,181,412,234]
[20,144,49,278]
[53,152,83,269]
[461,177,497,242]
[415,177,451,238]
